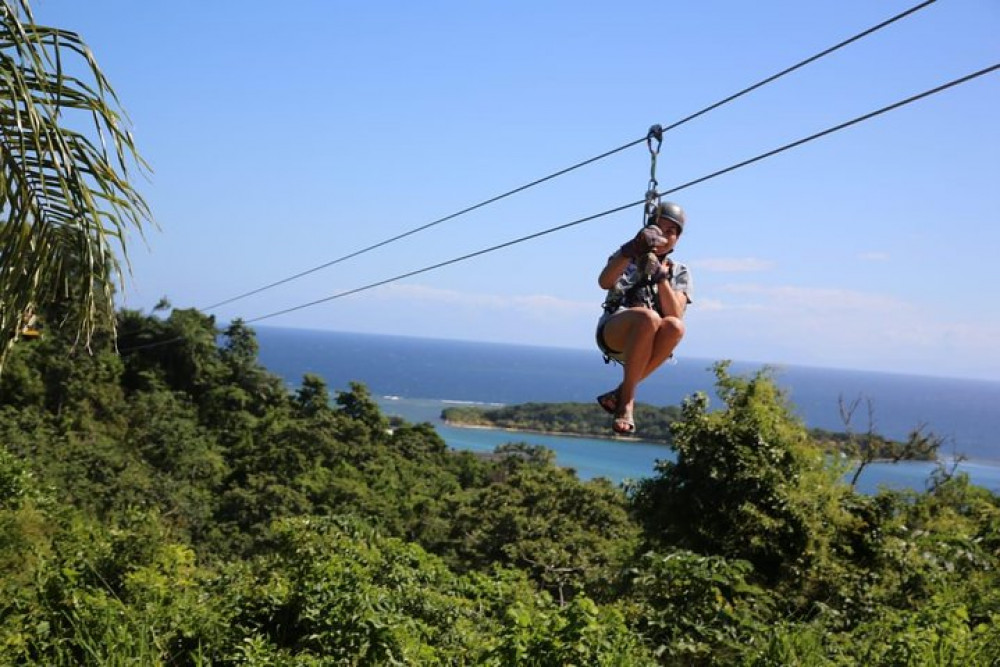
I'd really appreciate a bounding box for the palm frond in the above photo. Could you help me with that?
[0,0,151,368]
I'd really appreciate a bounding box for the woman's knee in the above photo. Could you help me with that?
[659,315,685,340]
[614,308,660,339]
[606,308,669,351]
[634,308,662,332]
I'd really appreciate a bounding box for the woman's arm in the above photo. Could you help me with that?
[600,227,666,289]
[654,260,690,318]
[599,251,632,289]
[655,273,687,318]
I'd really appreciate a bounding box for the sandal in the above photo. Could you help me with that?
[612,413,635,435]
[596,387,620,415]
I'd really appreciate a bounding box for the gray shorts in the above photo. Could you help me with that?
[595,309,626,364]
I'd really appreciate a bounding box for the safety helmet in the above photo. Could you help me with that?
[649,201,686,234]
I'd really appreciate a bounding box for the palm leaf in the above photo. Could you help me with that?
[0,0,151,368]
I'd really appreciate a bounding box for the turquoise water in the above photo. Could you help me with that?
[378,396,1000,494]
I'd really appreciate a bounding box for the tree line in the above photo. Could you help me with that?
[443,402,682,443]
[0,308,998,664]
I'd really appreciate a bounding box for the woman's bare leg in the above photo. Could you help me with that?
[601,309,660,422]
[602,312,685,425]
[639,316,685,380]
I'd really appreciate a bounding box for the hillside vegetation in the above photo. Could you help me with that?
[1,308,998,665]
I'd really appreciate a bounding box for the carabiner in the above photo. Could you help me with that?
[646,124,663,155]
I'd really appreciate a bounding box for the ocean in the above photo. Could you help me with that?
[253,326,1000,493]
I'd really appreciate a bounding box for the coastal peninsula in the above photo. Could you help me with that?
[442,401,937,461]
[443,401,681,444]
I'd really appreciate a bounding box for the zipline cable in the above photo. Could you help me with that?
[652,0,939,140]
[658,63,998,197]
[201,0,938,313]
[241,63,998,326]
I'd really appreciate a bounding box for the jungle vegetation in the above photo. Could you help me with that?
[0,309,998,665]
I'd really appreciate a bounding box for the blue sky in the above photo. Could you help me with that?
[37,1,999,381]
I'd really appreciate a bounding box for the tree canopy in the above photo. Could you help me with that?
[1,310,998,664]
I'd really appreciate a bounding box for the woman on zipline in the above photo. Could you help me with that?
[595,201,692,435]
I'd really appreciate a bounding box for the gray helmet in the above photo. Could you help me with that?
[649,201,686,233]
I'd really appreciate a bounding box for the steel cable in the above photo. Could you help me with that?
[202,0,938,312]
[242,62,998,325]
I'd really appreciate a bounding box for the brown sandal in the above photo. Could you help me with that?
[596,387,620,415]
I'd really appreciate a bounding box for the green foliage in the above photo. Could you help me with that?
[295,372,331,418]
[851,599,1000,666]
[628,360,1000,663]
[216,515,495,664]
[447,445,641,601]
[624,549,772,665]
[743,621,838,667]
[808,425,937,464]
[336,380,389,436]
[631,362,836,583]
[118,307,223,401]
[0,443,44,510]
[0,470,221,665]
[2,315,999,664]
[486,595,655,666]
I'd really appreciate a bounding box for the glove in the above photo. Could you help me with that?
[619,225,666,259]
[652,257,674,284]
[637,253,673,283]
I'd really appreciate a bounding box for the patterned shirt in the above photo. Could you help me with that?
[602,257,693,316]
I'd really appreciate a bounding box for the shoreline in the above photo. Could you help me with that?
[441,420,950,464]
[441,420,669,446]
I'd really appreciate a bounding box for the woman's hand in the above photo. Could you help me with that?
[637,253,673,282]
[619,225,667,259]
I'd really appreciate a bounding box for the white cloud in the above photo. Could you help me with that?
[857,251,890,261]
[717,284,905,312]
[692,297,727,312]
[685,282,1000,380]
[691,257,776,273]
